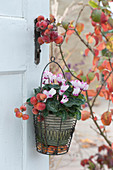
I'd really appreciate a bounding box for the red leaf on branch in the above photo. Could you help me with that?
[85,48,90,56]
[95,72,99,81]
[66,26,75,35]
[86,33,93,43]
[66,25,75,42]
[98,145,109,152]
[99,125,104,129]
[94,116,97,121]
[106,73,113,93]
[81,110,91,121]
[96,42,105,51]
[94,49,99,56]
[93,35,99,46]
[95,25,101,35]
[110,94,113,103]
[101,111,112,126]
[93,56,100,66]
[101,23,113,32]
[101,12,108,24]
[82,90,97,97]
[111,143,113,150]
[76,23,84,33]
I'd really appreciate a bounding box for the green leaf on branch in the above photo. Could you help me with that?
[88,0,98,8]
[88,72,95,81]
[61,21,69,30]
[81,75,87,82]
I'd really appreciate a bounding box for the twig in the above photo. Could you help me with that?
[59,45,81,81]
[74,29,95,55]
[86,91,111,146]
[75,4,89,26]
[91,69,113,107]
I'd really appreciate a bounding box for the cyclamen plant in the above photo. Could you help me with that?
[14,71,88,121]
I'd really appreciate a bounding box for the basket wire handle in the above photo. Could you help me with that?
[40,56,66,88]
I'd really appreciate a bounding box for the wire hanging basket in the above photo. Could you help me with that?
[33,56,77,155]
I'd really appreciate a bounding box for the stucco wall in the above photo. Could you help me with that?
[50,0,98,89]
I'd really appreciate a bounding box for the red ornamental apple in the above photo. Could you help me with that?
[39,21,48,30]
[32,108,39,115]
[20,105,26,112]
[44,29,51,36]
[37,15,45,22]
[14,108,20,113]
[30,97,37,105]
[40,94,47,101]
[48,24,53,30]
[54,35,63,44]
[16,112,23,118]
[37,115,44,122]
[50,31,58,41]
[36,102,46,111]
[36,21,40,27]
[36,93,42,100]
[36,93,47,101]
[42,35,51,43]
[38,37,44,45]
[22,114,29,120]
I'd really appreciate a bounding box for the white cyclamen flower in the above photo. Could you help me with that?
[60,95,69,104]
[56,73,66,84]
[73,87,81,96]
[71,80,81,88]
[43,88,56,99]
[59,84,69,95]
[42,71,56,84]
[79,81,89,91]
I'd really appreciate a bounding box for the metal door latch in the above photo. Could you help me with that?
[34,18,41,65]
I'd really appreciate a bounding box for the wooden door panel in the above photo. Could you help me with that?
[0,18,27,69]
[0,0,24,17]
[0,72,25,170]
[0,0,50,169]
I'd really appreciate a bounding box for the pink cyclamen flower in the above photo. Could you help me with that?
[59,84,69,95]
[43,88,56,99]
[60,95,69,104]
[73,87,81,96]
[56,73,66,84]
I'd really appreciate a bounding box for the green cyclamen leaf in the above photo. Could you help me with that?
[74,110,81,120]
[46,100,59,112]
[26,98,33,106]
[61,110,68,121]
[34,87,41,95]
